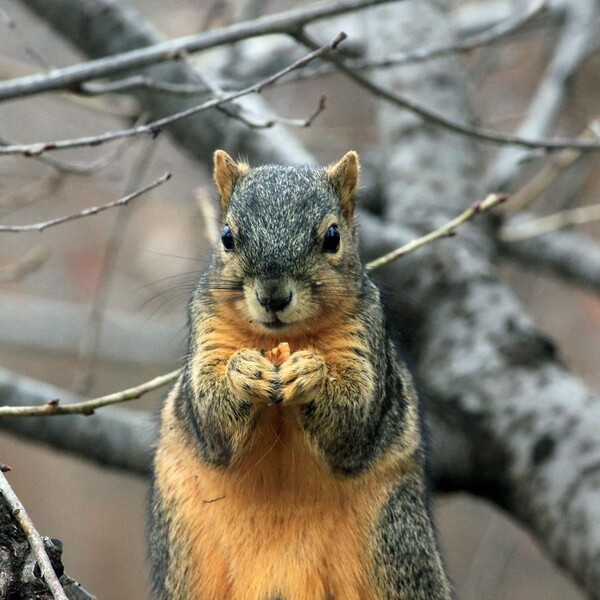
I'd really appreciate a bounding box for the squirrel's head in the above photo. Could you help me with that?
[210,150,362,337]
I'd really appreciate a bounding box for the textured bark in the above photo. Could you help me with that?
[6,0,600,596]
[19,0,314,166]
[0,494,95,599]
[366,1,600,596]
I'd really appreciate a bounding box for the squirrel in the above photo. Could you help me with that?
[148,150,453,600]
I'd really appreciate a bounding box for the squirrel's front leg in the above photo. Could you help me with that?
[185,347,279,466]
[227,348,281,404]
[278,349,381,474]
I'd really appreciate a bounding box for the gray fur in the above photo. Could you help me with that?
[149,161,453,599]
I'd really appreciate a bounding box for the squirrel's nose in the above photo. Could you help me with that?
[256,290,293,313]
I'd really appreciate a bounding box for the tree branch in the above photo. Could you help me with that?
[20,0,316,166]
[500,202,600,242]
[0,367,154,476]
[498,218,600,294]
[365,193,507,271]
[0,173,171,232]
[0,362,474,493]
[365,2,600,596]
[279,0,547,84]
[0,36,343,156]
[486,0,598,189]
[0,471,69,600]
[6,0,396,102]
[295,29,600,153]
[0,370,180,418]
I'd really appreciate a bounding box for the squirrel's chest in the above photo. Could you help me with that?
[156,405,384,600]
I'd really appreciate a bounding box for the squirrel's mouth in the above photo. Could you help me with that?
[260,317,287,330]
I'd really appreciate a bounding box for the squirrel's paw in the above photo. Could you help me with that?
[278,350,327,405]
[227,349,280,404]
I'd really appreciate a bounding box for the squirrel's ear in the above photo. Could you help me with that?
[327,151,360,221]
[213,150,249,214]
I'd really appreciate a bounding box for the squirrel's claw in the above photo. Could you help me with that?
[226,348,280,405]
[278,350,327,406]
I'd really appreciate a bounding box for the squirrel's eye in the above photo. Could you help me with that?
[322,224,340,253]
[221,225,235,252]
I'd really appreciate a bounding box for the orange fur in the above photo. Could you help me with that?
[156,392,409,600]
[155,288,419,599]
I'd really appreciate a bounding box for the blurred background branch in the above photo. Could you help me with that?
[0,0,598,598]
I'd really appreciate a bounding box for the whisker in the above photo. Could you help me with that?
[138,248,210,263]
[133,270,204,292]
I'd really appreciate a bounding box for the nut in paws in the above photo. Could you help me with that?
[278,350,327,405]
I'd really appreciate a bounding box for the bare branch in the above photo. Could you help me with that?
[19,0,316,166]
[498,216,600,294]
[294,29,600,152]
[0,132,136,175]
[81,75,210,96]
[0,35,344,156]
[5,0,396,102]
[0,367,470,490]
[500,203,600,242]
[0,172,170,232]
[0,369,180,418]
[486,0,598,188]
[0,367,154,475]
[507,125,598,212]
[283,0,547,83]
[0,471,69,600]
[365,193,508,271]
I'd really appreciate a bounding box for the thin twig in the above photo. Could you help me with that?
[0,0,394,102]
[82,76,328,128]
[172,47,276,130]
[0,35,345,157]
[282,0,547,84]
[73,135,158,394]
[508,124,599,212]
[486,0,598,188]
[0,55,138,118]
[0,246,50,282]
[365,194,508,271]
[0,369,181,417]
[229,94,327,129]
[81,75,210,96]
[500,202,600,242]
[295,30,600,153]
[0,172,171,232]
[0,133,134,175]
[0,471,69,600]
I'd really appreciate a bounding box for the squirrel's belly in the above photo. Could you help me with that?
[155,404,386,600]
